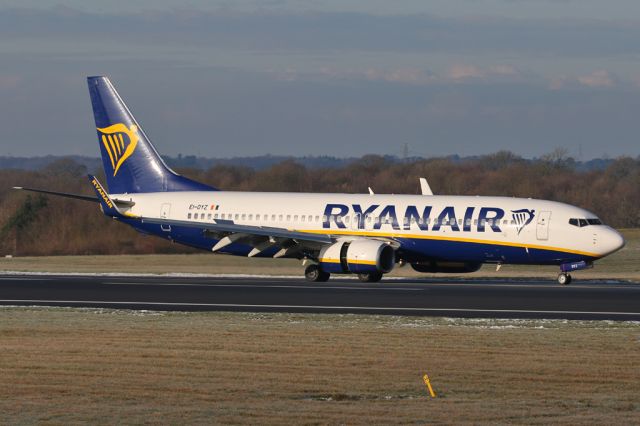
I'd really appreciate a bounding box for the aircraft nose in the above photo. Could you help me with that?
[600,228,625,256]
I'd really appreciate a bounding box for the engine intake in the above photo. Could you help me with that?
[318,240,395,274]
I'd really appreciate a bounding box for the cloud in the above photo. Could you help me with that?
[446,64,523,83]
[281,64,523,86]
[549,70,617,89]
[448,65,484,81]
[0,75,21,91]
[577,70,615,87]
[364,68,435,85]
[490,65,519,76]
[2,6,640,58]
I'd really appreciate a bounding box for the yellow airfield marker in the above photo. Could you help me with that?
[423,374,436,398]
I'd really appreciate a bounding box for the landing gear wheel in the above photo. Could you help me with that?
[557,273,572,285]
[305,264,330,282]
[357,272,383,283]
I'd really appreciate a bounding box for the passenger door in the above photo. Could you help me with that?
[536,211,551,240]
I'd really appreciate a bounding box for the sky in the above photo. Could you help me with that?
[1,1,640,159]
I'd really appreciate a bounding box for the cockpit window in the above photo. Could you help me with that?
[569,217,603,227]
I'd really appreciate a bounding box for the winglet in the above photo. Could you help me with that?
[88,175,123,217]
[419,178,433,196]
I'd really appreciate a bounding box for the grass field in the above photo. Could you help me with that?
[0,309,638,424]
[1,229,638,282]
[1,231,638,423]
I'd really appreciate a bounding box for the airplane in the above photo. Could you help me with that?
[14,76,625,285]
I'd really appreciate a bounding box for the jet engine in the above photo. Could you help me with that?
[411,261,482,273]
[318,240,395,274]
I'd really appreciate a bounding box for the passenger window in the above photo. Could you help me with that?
[241,214,246,220]
[345,216,350,224]
[248,214,253,220]
[188,213,192,219]
[207,213,212,220]
[279,214,283,221]
[301,216,305,222]
[234,214,239,220]
[315,215,319,222]
[287,215,291,221]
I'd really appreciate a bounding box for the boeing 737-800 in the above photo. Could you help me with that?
[15,76,625,285]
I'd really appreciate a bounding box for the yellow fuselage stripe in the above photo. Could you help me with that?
[302,229,600,258]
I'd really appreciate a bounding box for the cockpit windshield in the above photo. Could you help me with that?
[569,218,602,227]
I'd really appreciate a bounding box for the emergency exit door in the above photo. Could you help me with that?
[160,203,171,232]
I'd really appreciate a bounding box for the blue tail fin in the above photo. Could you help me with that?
[87,76,216,193]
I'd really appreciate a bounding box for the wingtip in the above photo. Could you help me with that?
[12,186,23,190]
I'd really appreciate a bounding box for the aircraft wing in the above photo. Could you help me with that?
[140,216,335,258]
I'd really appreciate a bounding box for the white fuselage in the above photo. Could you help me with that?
[113,191,625,264]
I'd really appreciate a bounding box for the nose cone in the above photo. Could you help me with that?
[599,228,625,257]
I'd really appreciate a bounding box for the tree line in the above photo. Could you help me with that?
[1,152,638,256]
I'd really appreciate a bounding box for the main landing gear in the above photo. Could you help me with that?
[557,273,572,285]
[357,272,383,283]
[304,264,330,282]
[303,264,384,283]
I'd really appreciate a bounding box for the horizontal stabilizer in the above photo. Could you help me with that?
[13,186,135,208]
[13,187,98,203]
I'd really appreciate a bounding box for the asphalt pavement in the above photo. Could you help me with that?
[1,274,639,320]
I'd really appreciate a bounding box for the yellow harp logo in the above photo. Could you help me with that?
[97,123,139,176]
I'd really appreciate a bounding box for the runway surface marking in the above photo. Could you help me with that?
[100,281,423,291]
[2,299,639,317]
[102,281,639,291]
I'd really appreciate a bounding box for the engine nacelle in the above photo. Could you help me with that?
[411,261,482,274]
[318,240,395,274]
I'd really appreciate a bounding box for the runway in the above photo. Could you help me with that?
[0,274,639,320]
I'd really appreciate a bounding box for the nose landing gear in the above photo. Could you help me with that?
[557,260,592,285]
[557,273,572,285]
